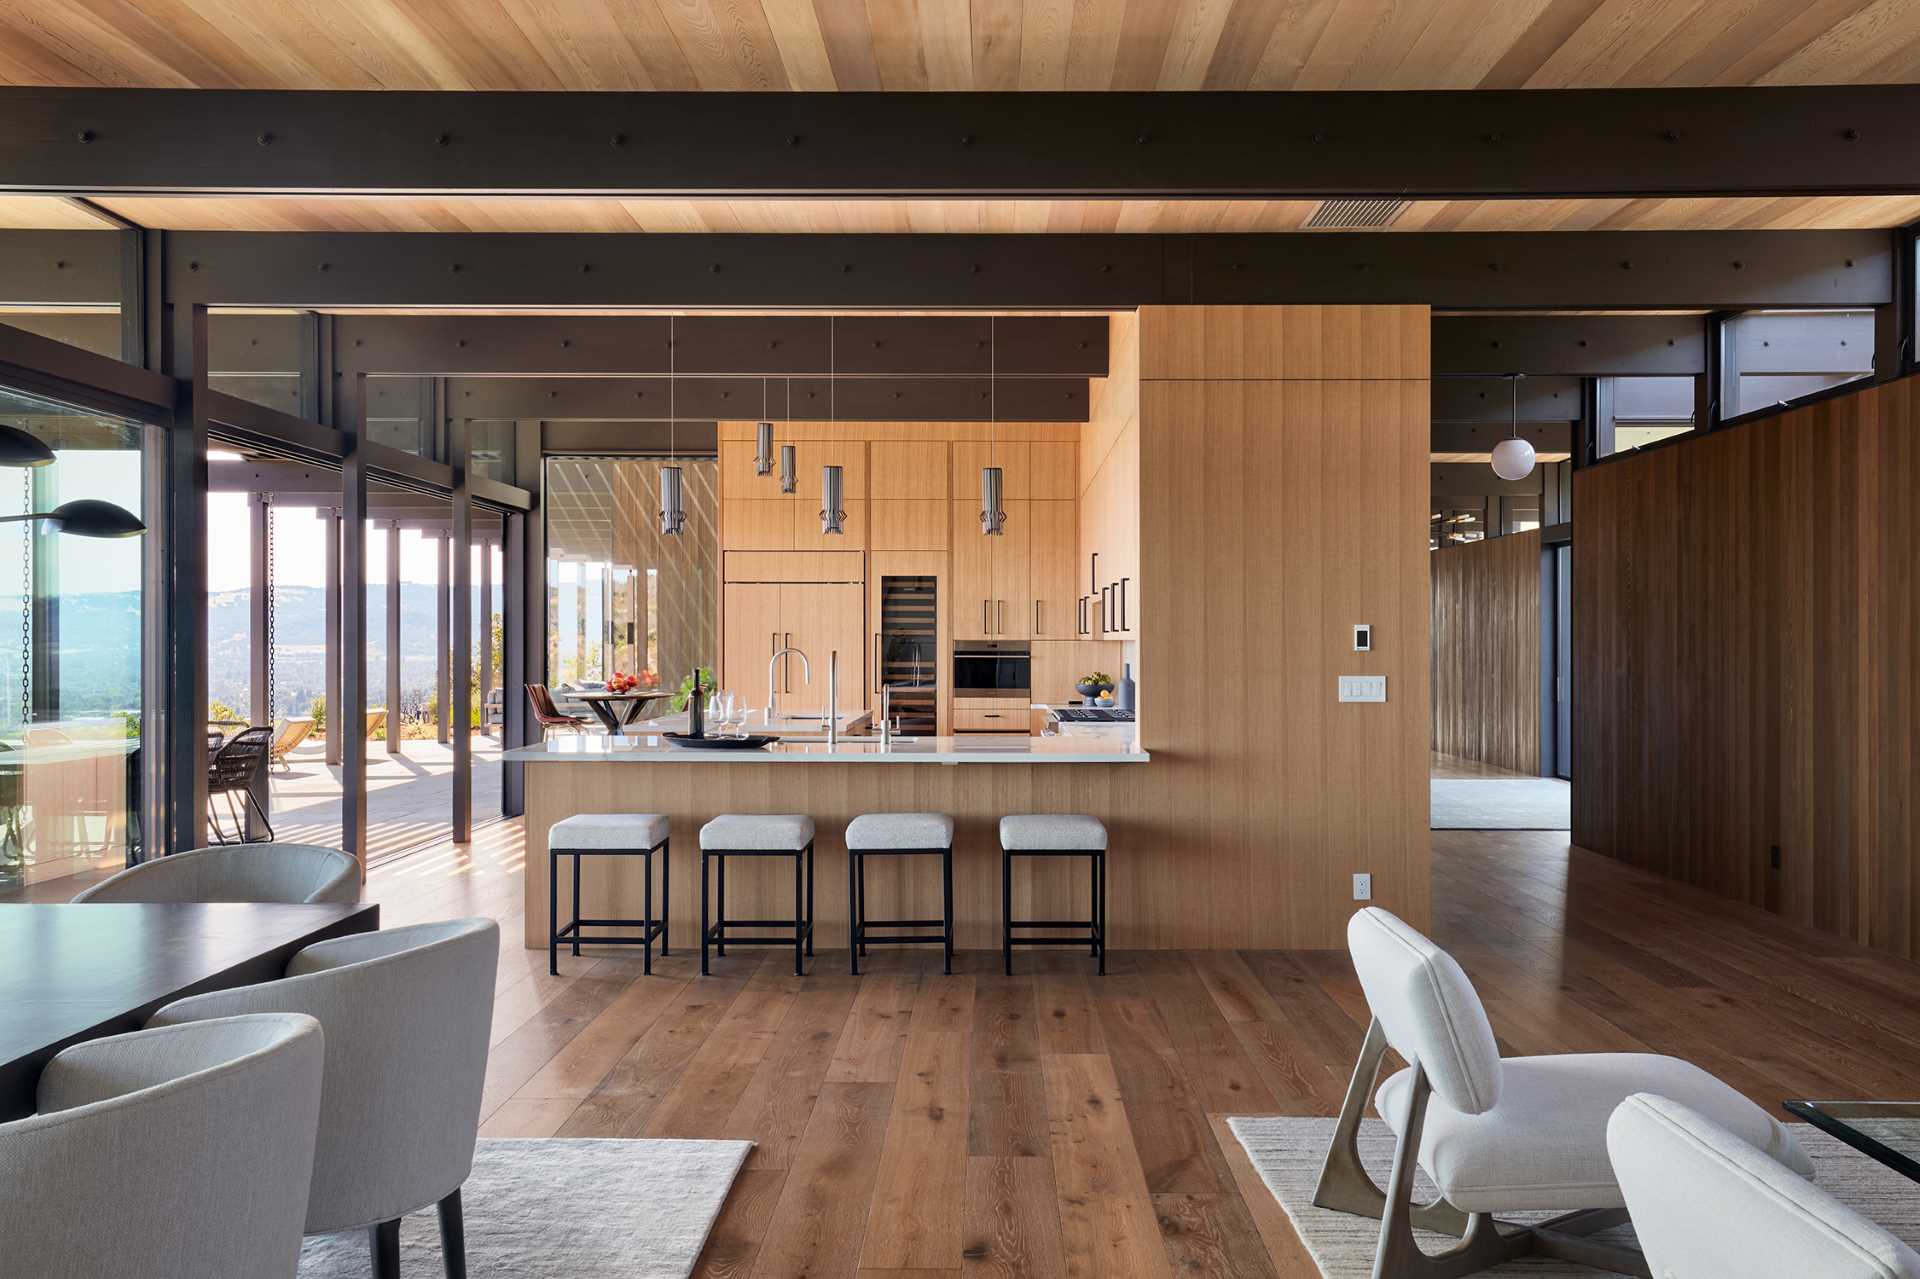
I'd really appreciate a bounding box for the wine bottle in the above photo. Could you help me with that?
[688,667,705,737]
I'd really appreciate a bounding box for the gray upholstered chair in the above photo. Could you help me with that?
[149,918,499,1279]
[1610,1093,1920,1279]
[1318,907,1813,1278]
[0,1013,325,1279]
[71,841,359,905]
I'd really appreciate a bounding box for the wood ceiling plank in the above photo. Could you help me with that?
[868,0,933,88]
[813,0,883,88]
[1757,0,1920,85]
[757,0,838,87]
[968,0,1023,89]
[654,0,791,88]
[1243,0,1340,89]
[602,0,705,88]
[1473,0,1608,87]
[1152,0,1235,89]
[1016,0,1070,88]
[1201,0,1290,88]
[320,0,510,89]
[492,0,654,89]
[1526,0,1720,88]
[1061,0,1123,88]
[1287,0,1398,89]
[0,196,111,229]
[916,0,974,87]
[1106,0,1179,89]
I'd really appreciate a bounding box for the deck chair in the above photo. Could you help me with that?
[269,717,316,771]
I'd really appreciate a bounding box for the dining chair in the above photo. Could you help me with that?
[0,1013,325,1279]
[149,918,499,1279]
[527,683,589,736]
[206,725,276,843]
[72,841,359,905]
[1611,1092,1920,1278]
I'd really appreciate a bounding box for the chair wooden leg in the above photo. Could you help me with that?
[368,1217,401,1279]
[437,1189,467,1279]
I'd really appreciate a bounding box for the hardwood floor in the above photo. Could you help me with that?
[16,820,1920,1275]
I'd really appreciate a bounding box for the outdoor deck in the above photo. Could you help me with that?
[266,732,505,864]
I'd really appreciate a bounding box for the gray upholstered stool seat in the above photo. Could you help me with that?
[700,815,816,975]
[701,814,815,850]
[548,812,670,976]
[1000,814,1107,850]
[1000,814,1107,975]
[845,813,956,976]
[550,811,669,849]
[847,812,954,850]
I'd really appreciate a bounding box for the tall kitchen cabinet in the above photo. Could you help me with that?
[721,577,865,716]
[951,439,1078,642]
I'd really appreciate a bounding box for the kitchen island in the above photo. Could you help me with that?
[507,734,1148,952]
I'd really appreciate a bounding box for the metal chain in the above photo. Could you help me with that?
[265,498,276,722]
[19,469,29,726]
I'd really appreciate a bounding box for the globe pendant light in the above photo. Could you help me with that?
[821,319,845,534]
[980,316,1006,536]
[1490,372,1537,482]
[754,377,775,477]
[660,317,686,535]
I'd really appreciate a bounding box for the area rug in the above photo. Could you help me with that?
[1226,1116,1920,1277]
[1431,778,1571,830]
[299,1137,753,1278]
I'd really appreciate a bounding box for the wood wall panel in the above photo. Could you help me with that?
[529,306,1432,950]
[1574,375,1920,960]
[1431,531,1542,775]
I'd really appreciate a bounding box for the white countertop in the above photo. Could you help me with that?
[502,733,1148,765]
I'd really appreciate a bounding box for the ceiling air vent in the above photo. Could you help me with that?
[1305,198,1409,229]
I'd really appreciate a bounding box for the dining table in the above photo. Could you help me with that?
[0,899,379,1120]
[572,689,673,732]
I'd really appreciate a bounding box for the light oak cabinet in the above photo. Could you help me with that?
[722,581,865,716]
[951,499,1034,639]
[1028,500,1077,639]
[869,499,947,550]
[1078,423,1140,638]
[954,439,1076,501]
[870,440,949,499]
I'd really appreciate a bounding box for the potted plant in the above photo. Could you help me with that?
[1074,671,1114,701]
[671,666,717,713]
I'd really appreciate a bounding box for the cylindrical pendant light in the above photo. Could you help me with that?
[981,316,1006,536]
[754,377,775,477]
[979,465,1006,535]
[779,444,797,494]
[661,316,686,535]
[821,464,846,535]
[821,319,846,535]
[1490,372,1537,482]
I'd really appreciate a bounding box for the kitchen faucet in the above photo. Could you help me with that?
[766,644,811,723]
[826,650,840,749]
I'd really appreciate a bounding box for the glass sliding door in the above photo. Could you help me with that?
[0,386,149,888]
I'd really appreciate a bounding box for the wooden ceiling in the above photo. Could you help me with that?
[11,192,1920,235]
[0,0,1915,92]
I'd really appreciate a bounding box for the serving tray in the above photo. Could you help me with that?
[661,732,777,750]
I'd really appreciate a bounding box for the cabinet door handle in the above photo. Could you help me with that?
[1090,551,1100,594]
[784,631,793,692]
[1035,599,1042,634]
[873,632,882,694]
[1120,577,1130,632]
[982,599,989,634]
[997,599,1005,633]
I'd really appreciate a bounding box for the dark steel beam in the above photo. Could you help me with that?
[322,506,341,768]
[1430,422,1574,456]
[449,375,1088,422]
[0,316,176,412]
[245,493,270,838]
[8,87,1920,198]
[341,383,368,871]
[451,416,472,842]
[385,518,401,755]
[1432,375,1580,422]
[1433,315,1706,376]
[160,302,209,852]
[0,230,118,303]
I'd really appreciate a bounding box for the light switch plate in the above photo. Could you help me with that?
[1338,675,1388,703]
[1353,623,1372,652]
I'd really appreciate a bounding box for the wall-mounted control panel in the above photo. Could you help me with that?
[1352,623,1372,652]
[1338,675,1388,703]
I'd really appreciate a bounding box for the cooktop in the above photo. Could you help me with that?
[1053,707,1135,723]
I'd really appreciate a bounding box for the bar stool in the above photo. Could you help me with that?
[700,815,815,976]
[1000,814,1107,976]
[548,812,669,977]
[846,813,955,976]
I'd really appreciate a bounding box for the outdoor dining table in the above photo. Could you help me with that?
[0,899,379,1120]
[572,690,673,732]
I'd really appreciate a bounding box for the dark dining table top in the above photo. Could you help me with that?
[0,900,379,1121]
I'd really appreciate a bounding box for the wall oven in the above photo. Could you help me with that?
[953,641,1031,700]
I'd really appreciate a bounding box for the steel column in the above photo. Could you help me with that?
[385,519,401,756]
[28,463,59,725]
[478,532,492,738]
[435,532,450,745]
[451,418,472,843]
[323,507,341,767]
[160,300,210,853]
[245,492,270,839]
[341,381,368,872]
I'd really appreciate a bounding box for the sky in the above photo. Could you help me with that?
[206,494,501,592]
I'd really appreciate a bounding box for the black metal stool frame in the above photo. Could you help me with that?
[548,835,669,977]
[701,841,815,976]
[848,844,954,975]
[1001,845,1105,976]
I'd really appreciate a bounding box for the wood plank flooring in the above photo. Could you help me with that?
[18,820,1920,1276]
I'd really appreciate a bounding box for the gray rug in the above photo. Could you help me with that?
[1227,1116,1920,1277]
[1431,778,1571,830]
[299,1137,752,1278]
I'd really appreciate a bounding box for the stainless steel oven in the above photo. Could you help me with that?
[953,641,1030,699]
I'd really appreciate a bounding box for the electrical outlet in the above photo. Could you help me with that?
[1352,872,1372,901]
[1338,675,1388,703]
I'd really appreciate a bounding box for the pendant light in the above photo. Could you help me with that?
[821,318,846,535]
[0,499,145,538]
[754,377,775,477]
[778,379,797,494]
[1490,372,1537,482]
[980,316,1006,536]
[0,425,54,469]
[660,317,687,535]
